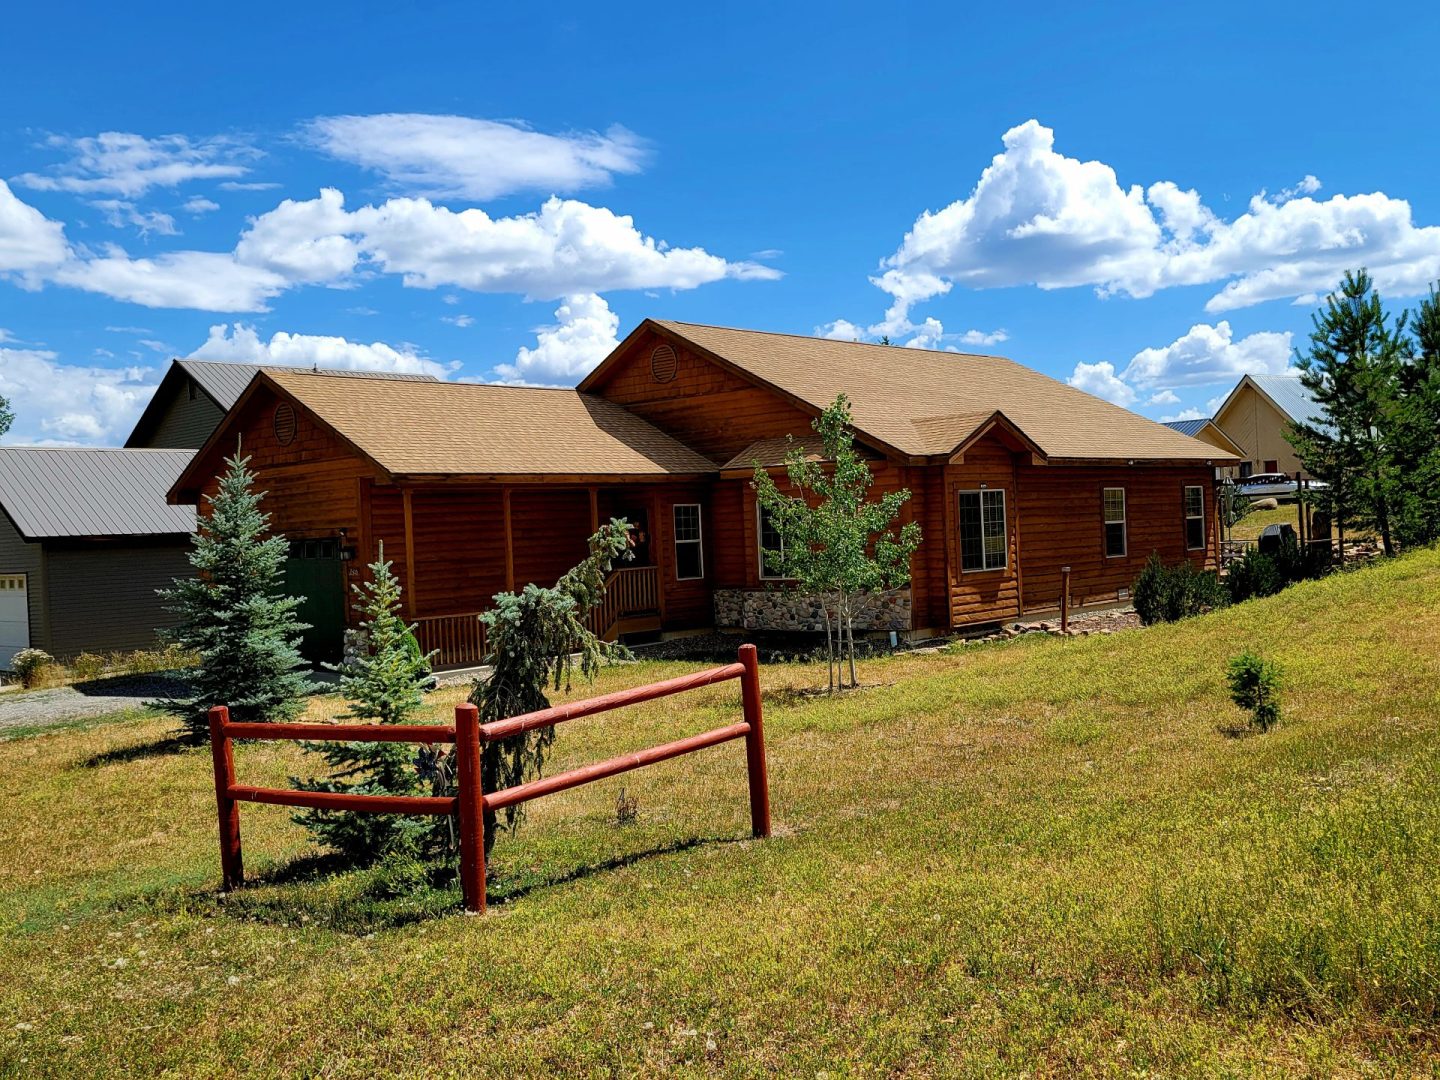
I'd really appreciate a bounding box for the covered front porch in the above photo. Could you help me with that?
[372,481,710,669]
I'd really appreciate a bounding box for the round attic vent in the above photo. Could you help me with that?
[273,402,297,446]
[650,343,678,383]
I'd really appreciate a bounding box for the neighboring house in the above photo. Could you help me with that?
[126,358,438,449]
[170,320,1235,666]
[1210,374,1323,479]
[0,448,195,665]
[1162,418,1248,478]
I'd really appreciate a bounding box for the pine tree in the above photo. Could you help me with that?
[154,450,313,743]
[1393,284,1440,547]
[0,394,12,438]
[1286,270,1406,556]
[470,520,633,856]
[295,545,437,862]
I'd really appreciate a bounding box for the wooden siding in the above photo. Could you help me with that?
[0,510,46,651]
[43,538,191,659]
[141,381,227,449]
[1213,383,1306,477]
[943,439,1023,626]
[592,330,817,462]
[1015,463,1220,612]
[369,486,509,618]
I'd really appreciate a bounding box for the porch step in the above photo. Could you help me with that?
[604,612,662,642]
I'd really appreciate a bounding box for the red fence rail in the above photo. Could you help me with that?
[207,644,770,913]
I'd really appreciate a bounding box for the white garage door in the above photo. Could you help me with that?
[0,574,30,670]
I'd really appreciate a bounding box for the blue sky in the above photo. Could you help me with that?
[3,1,1439,445]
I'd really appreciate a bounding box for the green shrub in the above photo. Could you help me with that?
[1132,554,1229,625]
[1227,651,1282,732]
[9,648,54,688]
[1227,548,1285,603]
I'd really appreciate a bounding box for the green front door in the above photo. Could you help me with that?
[283,538,346,665]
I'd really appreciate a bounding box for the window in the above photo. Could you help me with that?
[958,489,1007,572]
[672,503,704,580]
[1184,486,1206,550]
[757,503,788,579]
[1238,461,1254,479]
[186,378,197,401]
[1103,488,1127,558]
[1263,459,1278,473]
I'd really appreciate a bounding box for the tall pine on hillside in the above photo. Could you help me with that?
[296,545,437,862]
[155,450,313,743]
[1393,285,1440,546]
[1287,270,1405,556]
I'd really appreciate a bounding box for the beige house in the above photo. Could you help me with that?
[1162,419,1247,477]
[1211,374,1322,478]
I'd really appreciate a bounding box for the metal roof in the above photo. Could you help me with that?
[180,360,438,411]
[1163,419,1210,437]
[1246,375,1325,427]
[0,447,196,539]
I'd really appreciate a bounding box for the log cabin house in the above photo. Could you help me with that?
[169,320,1236,667]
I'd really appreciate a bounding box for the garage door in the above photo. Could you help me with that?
[0,574,30,670]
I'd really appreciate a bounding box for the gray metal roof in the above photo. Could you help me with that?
[1247,375,1324,427]
[179,360,439,410]
[1163,418,1210,437]
[0,448,196,539]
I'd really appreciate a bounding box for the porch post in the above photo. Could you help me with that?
[502,487,515,592]
[402,487,418,618]
[589,486,599,533]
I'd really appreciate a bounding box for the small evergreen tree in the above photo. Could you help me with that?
[0,394,12,438]
[154,450,313,743]
[1227,652,1282,733]
[469,520,633,856]
[753,395,922,691]
[295,544,437,862]
[1287,270,1406,556]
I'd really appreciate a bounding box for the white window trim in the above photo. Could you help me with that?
[1184,485,1206,551]
[672,503,705,581]
[1103,487,1128,559]
[756,501,790,581]
[958,489,1008,573]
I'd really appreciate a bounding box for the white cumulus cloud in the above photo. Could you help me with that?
[0,180,70,274]
[302,114,649,201]
[0,343,158,444]
[494,293,621,384]
[1121,321,1293,388]
[870,119,1440,327]
[188,323,456,378]
[1067,360,1137,407]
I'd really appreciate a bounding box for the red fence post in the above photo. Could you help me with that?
[207,706,243,891]
[738,644,771,839]
[454,703,486,914]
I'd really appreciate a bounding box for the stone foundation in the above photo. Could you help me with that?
[713,587,912,633]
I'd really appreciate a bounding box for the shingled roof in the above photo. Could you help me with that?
[0,448,195,538]
[585,321,1235,465]
[257,370,716,479]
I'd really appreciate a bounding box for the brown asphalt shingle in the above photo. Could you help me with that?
[644,322,1236,463]
[264,371,717,477]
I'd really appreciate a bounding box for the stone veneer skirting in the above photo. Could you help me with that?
[713,587,912,633]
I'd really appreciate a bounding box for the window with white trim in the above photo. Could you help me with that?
[1103,487,1127,558]
[757,503,788,579]
[958,489,1007,572]
[672,503,704,580]
[1184,486,1206,550]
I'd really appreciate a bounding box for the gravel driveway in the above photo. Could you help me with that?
[0,674,191,735]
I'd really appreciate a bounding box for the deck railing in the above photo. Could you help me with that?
[413,564,661,668]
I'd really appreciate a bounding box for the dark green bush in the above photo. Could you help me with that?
[1227,651,1282,732]
[1133,554,1230,625]
[1227,549,1285,603]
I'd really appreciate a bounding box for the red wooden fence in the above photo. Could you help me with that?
[207,644,770,913]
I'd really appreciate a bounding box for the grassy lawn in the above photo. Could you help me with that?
[3,551,1439,1076]
[1229,503,1302,541]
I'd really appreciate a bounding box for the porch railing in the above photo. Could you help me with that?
[413,612,488,669]
[586,564,660,641]
[413,564,661,668]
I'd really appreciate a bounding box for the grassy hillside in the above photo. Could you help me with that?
[3,550,1439,1077]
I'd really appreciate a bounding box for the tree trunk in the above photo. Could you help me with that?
[822,602,835,694]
